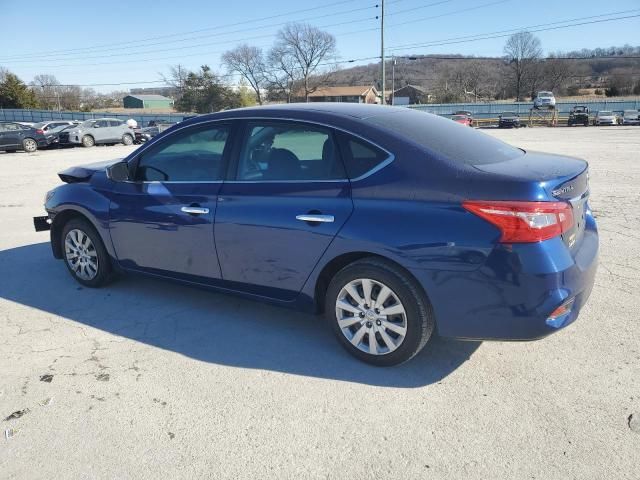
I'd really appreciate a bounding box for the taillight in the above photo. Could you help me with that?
[36,129,44,134]
[462,200,574,243]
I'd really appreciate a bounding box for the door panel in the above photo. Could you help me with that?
[108,122,233,283]
[214,120,353,301]
[110,182,222,281]
[215,182,353,299]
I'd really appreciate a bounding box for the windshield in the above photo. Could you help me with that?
[502,112,517,116]
[538,92,553,97]
[599,111,613,115]
[624,110,637,115]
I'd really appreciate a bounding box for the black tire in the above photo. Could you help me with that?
[325,257,435,366]
[122,133,134,146]
[60,218,114,288]
[81,135,95,148]
[22,138,38,153]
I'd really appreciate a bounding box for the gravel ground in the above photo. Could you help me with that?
[0,127,638,479]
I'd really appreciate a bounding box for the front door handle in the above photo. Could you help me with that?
[296,214,334,223]
[181,206,209,215]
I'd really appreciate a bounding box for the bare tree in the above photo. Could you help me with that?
[272,23,337,102]
[222,45,265,105]
[30,74,61,109]
[0,66,9,83]
[504,31,542,101]
[161,64,189,101]
[266,43,300,102]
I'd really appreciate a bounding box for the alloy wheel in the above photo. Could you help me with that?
[64,229,99,281]
[23,139,37,153]
[335,278,407,356]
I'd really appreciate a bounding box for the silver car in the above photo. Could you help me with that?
[594,111,618,126]
[533,91,556,109]
[622,110,640,125]
[59,118,135,147]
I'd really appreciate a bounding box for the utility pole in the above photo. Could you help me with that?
[391,56,396,105]
[380,0,385,105]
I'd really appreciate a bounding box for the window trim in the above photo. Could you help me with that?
[229,119,347,183]
[128,121,235,184]
[122,117,395,184]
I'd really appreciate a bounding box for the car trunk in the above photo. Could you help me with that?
[471,151,589,252]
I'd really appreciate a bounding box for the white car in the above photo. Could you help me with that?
[594,111,619,126]
[533,91,556,109]
[58,118,135,147]
[621,110,640,125]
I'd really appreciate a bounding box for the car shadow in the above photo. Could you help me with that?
[0,242,481,388]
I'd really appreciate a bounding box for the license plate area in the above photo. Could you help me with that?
[33,216,51,232]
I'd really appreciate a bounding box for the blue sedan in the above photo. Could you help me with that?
[34,104,598,365]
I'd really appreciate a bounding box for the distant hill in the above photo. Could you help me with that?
[325,46,640,102]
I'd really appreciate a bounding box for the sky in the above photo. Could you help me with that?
[1,0,639,92]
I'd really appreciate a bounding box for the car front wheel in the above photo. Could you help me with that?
[61,218,113,287]
[81,135,95,148]
[325,258,434,366]
[122,133,133,145]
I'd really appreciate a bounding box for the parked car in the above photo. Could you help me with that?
[498,112,521,128]
[568,106,590,127]
[451,114,473,127]
[533,91,556,109]
[621,110,640,125]
[593,111,618,126]
[0,121,48,153]
[34,104,598,366]
[32,121,79,146]
[134,126,160,144]
[58,118,135,147]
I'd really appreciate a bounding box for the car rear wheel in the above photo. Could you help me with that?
[23,138,38,153]
[81,135,95,148]
[122,134,133,146]
[325,258,434,366]
[61,218,113,287]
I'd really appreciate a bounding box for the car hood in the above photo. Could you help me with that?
[58,159,123,183]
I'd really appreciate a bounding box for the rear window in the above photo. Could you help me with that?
[365,109,524,165]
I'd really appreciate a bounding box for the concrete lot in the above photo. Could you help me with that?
[0,128,638,479]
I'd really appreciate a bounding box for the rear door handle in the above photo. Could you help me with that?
[181,206,209,215]
[296,214,334,223]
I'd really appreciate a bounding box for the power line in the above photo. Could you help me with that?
[387,12,640,52]
[0,2,382,62]
[0,0,364,60]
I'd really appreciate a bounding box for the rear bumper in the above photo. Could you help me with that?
[411,215,599,341]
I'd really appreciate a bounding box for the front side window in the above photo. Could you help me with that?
[237,122,345,181]
[135,124,230,182]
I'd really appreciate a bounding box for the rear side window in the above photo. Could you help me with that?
[366,109,523,165]
[338,134,390,179]
[109,120,122,127]
[135,124,230,182]
[237,122,345,181]
[96,120,109,128]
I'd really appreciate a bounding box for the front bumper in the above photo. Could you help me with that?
[410,215,599,341]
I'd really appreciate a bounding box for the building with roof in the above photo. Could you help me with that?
[391,84,430,105]
[303,86,379,104]
[123,94,174,109]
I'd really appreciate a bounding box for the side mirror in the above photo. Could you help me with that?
[107,161,130,182]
